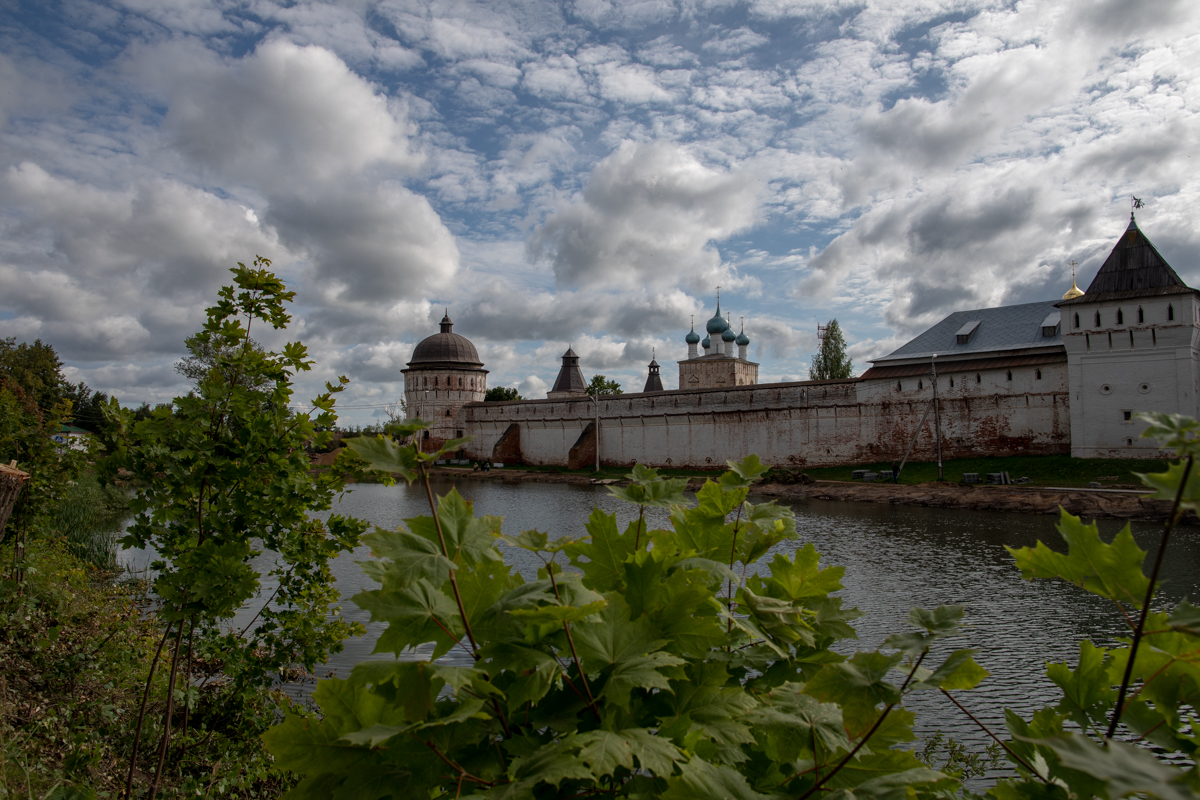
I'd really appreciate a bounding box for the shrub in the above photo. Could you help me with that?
[264,412,1200,800]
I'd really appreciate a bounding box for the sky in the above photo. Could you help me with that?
[2,0,1199,425]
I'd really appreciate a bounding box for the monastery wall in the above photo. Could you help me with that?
[459,376,1070,470]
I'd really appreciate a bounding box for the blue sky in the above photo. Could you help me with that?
[2,0,1198,424]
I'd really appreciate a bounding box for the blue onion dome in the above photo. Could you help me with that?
[701,334,711,349]
[685,326,700,345]
[722,326,737,342]
[706,306,730,335]
[736,330,750,346]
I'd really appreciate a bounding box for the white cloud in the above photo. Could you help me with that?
[163,39,421,191]
[528,140,763,290]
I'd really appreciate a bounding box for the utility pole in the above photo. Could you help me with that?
[588,394,600,472]
[931,354,943,481]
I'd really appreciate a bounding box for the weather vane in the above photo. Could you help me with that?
[1131,195,1144,216]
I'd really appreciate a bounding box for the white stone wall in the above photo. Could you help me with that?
[1063,294,1200,457]
[460,376,1069,470]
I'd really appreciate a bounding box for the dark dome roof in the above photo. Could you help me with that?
[408,313,483,367]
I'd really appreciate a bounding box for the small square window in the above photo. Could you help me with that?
[1123,410,1132,421]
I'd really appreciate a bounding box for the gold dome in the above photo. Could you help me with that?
[1062,276,1084,300]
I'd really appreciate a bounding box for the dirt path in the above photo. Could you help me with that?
[428,467,1178,522]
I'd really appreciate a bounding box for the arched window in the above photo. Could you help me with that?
[1074,313,1080,329]
[918,379,923,390]
[1036,369,1042,380]
[1117,308,1124,324]
[897,381,902,391]
[435,376,439,387]
[1006,370,1013,381]
[1138,306,1144,323]
[1094,311,1101,327]
[458,377,463,387]
[949,377,954,387]
[976,373,981,384]
[1169,304,1175,321]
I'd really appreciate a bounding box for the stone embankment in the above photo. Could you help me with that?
[427,466,1180,522]
[753,481,1177,521]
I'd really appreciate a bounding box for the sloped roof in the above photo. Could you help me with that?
[1059,215,1191,304]
[551,348,588,394]
[872,300,1062,364]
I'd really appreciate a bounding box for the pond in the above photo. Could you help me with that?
[120,478,1200,757]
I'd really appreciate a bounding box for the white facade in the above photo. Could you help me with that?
[1062,294,1200,457]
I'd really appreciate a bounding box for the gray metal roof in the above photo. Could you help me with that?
[407,314,483,367]
[873,300,1063,363]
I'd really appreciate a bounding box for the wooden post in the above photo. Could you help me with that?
[0,462,30,540]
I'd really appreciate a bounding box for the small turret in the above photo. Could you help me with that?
[547,347,588,399]
[701,334,712,355]
[643,351,663,392]
[722,324,737,357]
[736,320,750,360]
[685,316,700,359]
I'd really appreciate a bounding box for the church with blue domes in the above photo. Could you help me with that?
[677,297,759,389]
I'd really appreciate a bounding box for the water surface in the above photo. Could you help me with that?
[120,479,1200,759]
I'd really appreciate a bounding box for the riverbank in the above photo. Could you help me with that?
[429,466,1178,521]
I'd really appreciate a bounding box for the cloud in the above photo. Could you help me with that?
[0,163,279,361]
[164,39,420,191]
[528,140,763,290]
[517,374,549,398]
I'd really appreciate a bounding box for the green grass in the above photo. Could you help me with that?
[448,454,1173,489]
[793,454,1170,488]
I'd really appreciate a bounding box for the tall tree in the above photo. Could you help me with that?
[485,386,523,402]
[586,374,623,396]
[809,319,854,380]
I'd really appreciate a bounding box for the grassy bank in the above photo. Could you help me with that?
[453,454,1172,489]
[0,538,297,799]
[793,454,1171,487]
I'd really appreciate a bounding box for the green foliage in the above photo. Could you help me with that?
[97,259,373,795]
[262,408,1200,800]
[586,374,623,396]
[62,381,111,435]
[0,337,87,542]
[484,387,523,402]
[1,538,296,799]
[266,447,984,800]
[809,319,853,381]
[49,473,129,569]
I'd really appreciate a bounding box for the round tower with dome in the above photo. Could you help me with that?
[402,311,488,450]
[679,294,759,389]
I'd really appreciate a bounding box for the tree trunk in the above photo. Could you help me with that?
[0,463,30,539]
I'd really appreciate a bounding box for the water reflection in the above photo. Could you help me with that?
[119,478,1200,755]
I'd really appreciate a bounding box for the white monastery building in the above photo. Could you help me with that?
[402,215,1196,467]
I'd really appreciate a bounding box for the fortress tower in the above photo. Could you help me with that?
[402,312,487,450]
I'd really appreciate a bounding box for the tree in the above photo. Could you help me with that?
[809,318,853,380]
[485,386,523,402]
[174,331,269,388]
[100,258,370,798]
[0,338,68,413]
[586,374,623,396]
[64,381,111,434]
[0,338,84,542]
